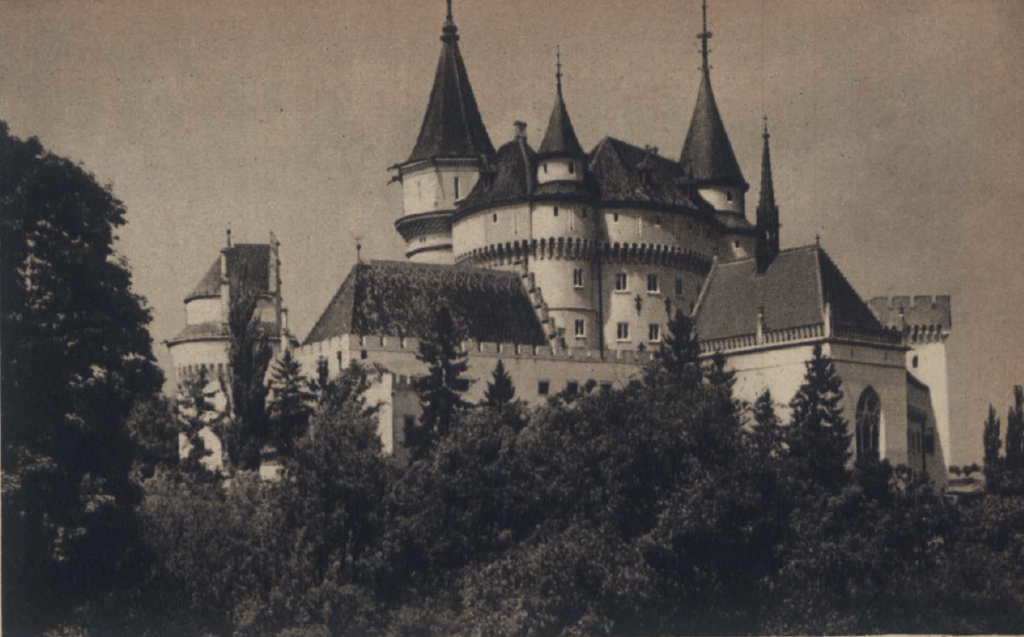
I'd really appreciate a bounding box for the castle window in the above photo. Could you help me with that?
[574,319,585,337]
[648,323,661,342]
[573,268,584,289]
[675,278,683,295]
[544,163,548,174]
[855,387,881,462]
[912,355,919,368]
[553,206,559,217]
[453,177,460,200]
[614,213,619,222]
[726,190,733,202]
[493,213,498,223]
[735,240,741,248]
[538,380,550,395]
[616,322,630,341]
[360,350,368,360]
[654,216,661,226]
[924,432,935,454]
[600,382,613,392]
[615,272,628,292]
[568,162,575,175]
[404,414,415,431]
[647,273,659,293]
[566,380,579,394]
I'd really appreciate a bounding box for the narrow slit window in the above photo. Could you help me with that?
[454,177,460,200]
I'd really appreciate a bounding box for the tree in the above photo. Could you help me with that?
[0,122,164,634]
[1005,385,1024,470]
[705,350,739,421]
[406,307,468,460]
[647,310,702,393]
[751,389,784,459]
[223,291,274,470]
[983,405,1003,492]
[787,344,851,491]
[483,359,516,407]
[268,348,316,458]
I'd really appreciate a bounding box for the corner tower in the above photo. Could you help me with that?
[390,0,495,264]
[680,0,748,216]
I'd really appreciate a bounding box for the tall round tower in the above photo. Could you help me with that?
[389,1,494,264]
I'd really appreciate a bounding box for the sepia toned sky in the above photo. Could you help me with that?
[3,0,1022,466]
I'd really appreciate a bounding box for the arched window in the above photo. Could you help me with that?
[856,387,881,461]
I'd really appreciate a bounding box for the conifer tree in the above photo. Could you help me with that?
[705,350,738,420]
[982,404,1003,492]
[1004,385,1024,470]
[648,310,702,393]
[175,367,220,475]
[751,389,784,459]
[268,349,315,458]
[787,344,851,491]
[224,292,274,470]
[484,359,516,407]
[406,307,469,460]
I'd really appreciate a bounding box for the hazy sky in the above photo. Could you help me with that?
[3,0,1022,465]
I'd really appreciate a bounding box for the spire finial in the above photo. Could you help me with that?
[763,115,769,139]
[446,0,453,23]
[442,0,458,39]
[698,0,713,74]
[556,46,563,95]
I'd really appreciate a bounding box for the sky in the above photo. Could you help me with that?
[2,0,1022,466]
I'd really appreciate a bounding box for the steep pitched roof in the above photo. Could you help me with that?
[679,71,746,187]
[402,16,494,166]
[458,138,536,211]
[693,245,886,343]
[185,243,272,303]
[589,137,710,210]
[303,260,547,346]
[538,82,584,158]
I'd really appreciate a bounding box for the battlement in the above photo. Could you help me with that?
[295,333,652,365]
[868,295,952,331]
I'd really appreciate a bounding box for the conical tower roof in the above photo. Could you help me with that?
[679,1,746,187]
[538,50,584,159]
[403,3,494,166]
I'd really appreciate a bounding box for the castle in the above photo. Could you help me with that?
[167,1,952,485]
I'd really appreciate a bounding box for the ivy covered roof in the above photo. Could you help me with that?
[185,244,272,303]
[303,260,547,346]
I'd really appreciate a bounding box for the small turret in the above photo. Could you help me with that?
[537,48,586,186]
[755,118,781,272]
[679,0,747,214]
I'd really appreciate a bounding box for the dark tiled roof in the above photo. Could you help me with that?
[167,321,229,344]
[589,137,710,210]
[402,22,494,165]
[303,260,547,346]
[186,244,272,302]
[459,138,535,211]
[538,86,584,158]
[716,211,755,232]
[693,245,884,343]
[679,71,746,187]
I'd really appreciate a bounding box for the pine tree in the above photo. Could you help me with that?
[982,404,1003,493]
[223,291,274,471]
[1004,385,1024,470]
[174,366,220,475]
[484,359,516,407]
[406,307,469,460]
[705,350,738,420]
[787,344,851,491]
[268,349,316,458]
[751,389,784,459]
[648,310,702,393]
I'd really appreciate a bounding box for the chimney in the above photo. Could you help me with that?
[514,120,527,140]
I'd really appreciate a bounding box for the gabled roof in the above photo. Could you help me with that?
[458,137,536,211]
[185,243,272,303]
[303,260,547,347]
[679,71,746,188]
[589,137,710,210]
[538,83,584,158]
[693,245,886,343]
[401,17,494,166]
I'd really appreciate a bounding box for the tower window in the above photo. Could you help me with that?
[574,319,586,337]
[614,213,619,222]
[726,190,733,202]
[616,322,630,341]
[454,177,460,200]
[912,355,919,368]
[647,274,659,293]
[493,213,498,223]
[735,240,741,248]
[648,323,661,342]
[566,380,579,394]
[544,163,549,174]
[568,161,575,174]
[573,268,584,289]
[675,278,683,295]
[538,380,550,395]
[654,216,661,226]
[615,272,628,291]
[553,206,559,217]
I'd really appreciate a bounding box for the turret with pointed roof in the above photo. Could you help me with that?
[391,1,494,265]
[756,118,781,272]
[679,1,747,211]
[537,49,587,188]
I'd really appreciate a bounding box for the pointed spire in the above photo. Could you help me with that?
[679,0,745,188]
[756,116,781,272]
[400,0,495,166]
[538,47,584,158]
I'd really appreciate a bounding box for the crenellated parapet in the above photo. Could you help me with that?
[868,295,951,344]
[456,237,712,273]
